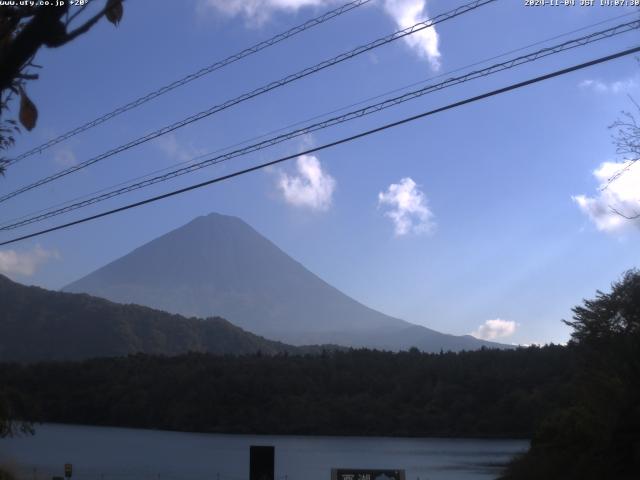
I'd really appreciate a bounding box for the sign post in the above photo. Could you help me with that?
[250,446,275,480]
[332,469,405,480]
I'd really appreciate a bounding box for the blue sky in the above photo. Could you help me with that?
[1,0,639,345]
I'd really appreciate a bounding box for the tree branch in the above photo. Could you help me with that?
[601,157,639,191]
[60,3,113,45]
[0,1,122,93]
[0,5,68,92]
[609,205,640,220]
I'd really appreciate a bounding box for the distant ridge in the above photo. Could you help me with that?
[64,213,509,352]
[0,274,327,362]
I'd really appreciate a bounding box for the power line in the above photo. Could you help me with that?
[3,19,637,230]
[0,0,496,205]
[2,19,637,231]
[1,44,638,247]
[1,0,373,168]
[3,11,633,230]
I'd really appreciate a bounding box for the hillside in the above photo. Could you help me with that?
[64,213,507,352]
[0,275,311,362]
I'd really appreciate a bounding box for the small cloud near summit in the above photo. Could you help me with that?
[471,319,517,341]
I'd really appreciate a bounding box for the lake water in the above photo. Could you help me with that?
[0,424,528,480]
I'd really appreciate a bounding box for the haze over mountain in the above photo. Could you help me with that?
[0,274,321,362]
[65,213,507,352]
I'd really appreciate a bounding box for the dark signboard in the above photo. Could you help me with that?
[250,445,275,480]
[332,469,405,480]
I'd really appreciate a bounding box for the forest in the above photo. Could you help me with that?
[0,344,572,438]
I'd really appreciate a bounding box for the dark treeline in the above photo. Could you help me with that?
[1,345,573,438]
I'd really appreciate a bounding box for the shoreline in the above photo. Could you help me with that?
[18,421,531,442]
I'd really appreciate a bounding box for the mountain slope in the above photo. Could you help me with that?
[64,213,507,352]
[0,274,310,362]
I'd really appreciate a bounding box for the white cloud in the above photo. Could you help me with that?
[0,246,59,277]
[572,160,640,233]
[201,0,440,67]
[155,133,204,163]
[200,0,330,25]
[378,177,434,236]
[53,147,77,167]
[382,0,440,69]
[578,77,639,94]
[472,319,517,341]
[278,154,336,210]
